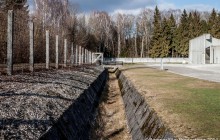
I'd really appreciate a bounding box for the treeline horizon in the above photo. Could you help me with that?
[0,1,220,64]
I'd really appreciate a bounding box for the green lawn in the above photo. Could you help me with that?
[122,66,220,138]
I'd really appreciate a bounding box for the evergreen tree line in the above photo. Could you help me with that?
[88,7,220,58]
[150,7,220,58]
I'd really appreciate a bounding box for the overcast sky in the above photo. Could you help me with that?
[70,0,220,14]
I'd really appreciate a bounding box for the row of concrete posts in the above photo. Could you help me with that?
[7,10,94,75]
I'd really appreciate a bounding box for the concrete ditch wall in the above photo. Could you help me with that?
[40,69,108,140]
[117,70,175,139]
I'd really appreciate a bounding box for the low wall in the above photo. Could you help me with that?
[105,58,189,63]
[117,70,174,139]
[40,69,108,140]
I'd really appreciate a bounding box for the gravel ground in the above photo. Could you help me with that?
[0,66,103,140]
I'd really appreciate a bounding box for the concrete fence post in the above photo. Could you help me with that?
[82,47,85,64]
[85,49,87,64]
[90,51,92,64]
[29,21,34,72]
[55,35,59,69]
[46,30,49,69]
[71,42,74,65]
[86,49,88,64]
[160,58,164,70]
[88,51,91,64]
[75,45,78,65]
[79,46,81,65]
[87,50,89,64]
[91,52,94,64]
[7,10,13,75]
[64,39,67,67]
[81,47,83,64]
[84,48,85,64]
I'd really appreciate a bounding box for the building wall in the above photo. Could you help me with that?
[210,46,220,64]
[210,38,220,64]
[189,34,212,64]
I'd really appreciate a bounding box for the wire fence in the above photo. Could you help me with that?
[0,10,7,64]
[0,9,96,75]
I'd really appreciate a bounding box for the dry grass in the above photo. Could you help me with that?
[121,66,220,139]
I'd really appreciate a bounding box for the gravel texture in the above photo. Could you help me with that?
[0,66,104,140]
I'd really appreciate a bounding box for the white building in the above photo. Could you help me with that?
[189,34,220,64]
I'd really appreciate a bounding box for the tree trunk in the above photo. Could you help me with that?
[135,33,138,57]
[117,33,121,57]
[141,37,144,58]
[145,35,148,57]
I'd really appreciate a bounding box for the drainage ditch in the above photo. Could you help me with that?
[91,68,175,140]
[90,73,131,140]
[116,69,175,139]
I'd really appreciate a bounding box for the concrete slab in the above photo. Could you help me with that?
[147,64,220,83]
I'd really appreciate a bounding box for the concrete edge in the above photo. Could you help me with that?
[39,69,108,140]
[116,69,176,139]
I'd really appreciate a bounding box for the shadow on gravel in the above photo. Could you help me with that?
[0,91,73,101]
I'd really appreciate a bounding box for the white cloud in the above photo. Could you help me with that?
[158,2,176,10]
[112,8,143,15]
[111,0,177,15]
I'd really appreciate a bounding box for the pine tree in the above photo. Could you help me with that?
[189,11,202,38]
[176,9,189,57]
[168,14,177,57]
[160,17,170,57]
[201,20,208,34]
[150,6,162,58]
[208,8,218,37]
[215,13,220,38]
[188,12,193,39]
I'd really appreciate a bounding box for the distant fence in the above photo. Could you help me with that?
[104,58,189,64]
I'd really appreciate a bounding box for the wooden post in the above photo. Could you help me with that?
[46,30,49,69]
[75,45,78,65]
[56,35,59,69]
[7,10,13,75]
[29,21,34,72]
[64,39,67,67]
